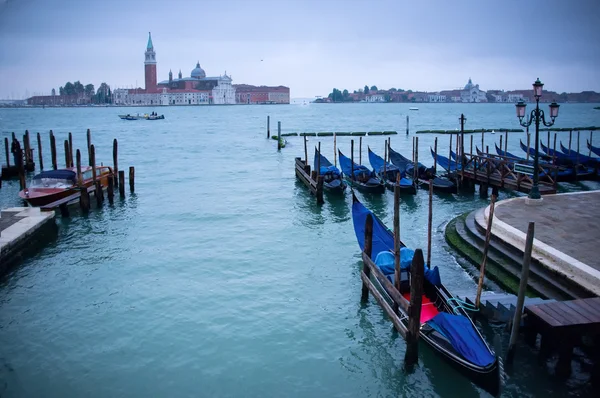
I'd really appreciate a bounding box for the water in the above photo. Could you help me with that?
[0,103,598,397]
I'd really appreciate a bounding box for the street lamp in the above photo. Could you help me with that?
[515,78,560,200]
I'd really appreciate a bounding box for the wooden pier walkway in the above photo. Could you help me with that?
[294,157,323,204]
[524,297,600,377]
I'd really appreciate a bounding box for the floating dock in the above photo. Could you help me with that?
[0,207,57,275]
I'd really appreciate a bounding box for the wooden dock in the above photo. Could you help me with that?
[524,297,600,378]
[294,157,323,204]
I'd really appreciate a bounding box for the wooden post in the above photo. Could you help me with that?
[76,149,83,186]
[568,130,572,155]
[90,144,97,183]
[15,141,25,190]
[433,137,438,173]
[86,129,92,166]
[406,115,409,135]
[68,132,73,167]
[427,180,433,268]
[393,177,401,294]
[4,137,9,167]
[304,135,308,166]
[507,222,535,364]
[64,140,70,167]
[475,194,497,309]
[23,130,31,166]
[576,130,581,171]
[277,121,282,151]
[351,139,355,182]
[50,131,57,170]
[499,135,503,155]
[267,115,270,139]
[405,249,424,367]
[589,131,593,157]
[553,133,558,184]
[129,166,135,193]
[107,172,114,204]
[361,213,374,300]
[414,137,419,182]
[547,130,550,153]
[80,186,90,214]
[317,142,321,179]
[384,140,387,175]
[95,180,103,206]
[316,176,324,205]
[470,135,473,156]
[113,139,119,187]
[359,136,362,165]
[37,132,43,170]
[449,134,453,171]
[526,133,531,161]
[59,203,69,218]
[504,130,508,153]
[118,170,125,197]
[481,130,484,153]
[333,133,337,167]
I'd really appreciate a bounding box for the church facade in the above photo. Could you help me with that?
[113,33,236,106]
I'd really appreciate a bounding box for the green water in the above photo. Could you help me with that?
[0,104,598,397]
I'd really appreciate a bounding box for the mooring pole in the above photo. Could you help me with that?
[449,134,453,171]
[113,138,119,187]
[317,142,321,179]
[68,132,74,167]
[359,136,362,165]
[526,132,531,162]
[504,130,508,153]
[499,135,503,156]
[304,135,308,166]
[568,130,573,155]
[64,140,69,168]
[427,179,433,268]
[414,137,419,182]
[406,115,409,135]
[351,139,355,182]
[393,175,401,294]
[470,135,473,156]
[37,132,43,170]
[333,133,337,167]
[118,170,125,197]
[433,137,438,173]
[405,249,424,367]
[589,130,593,157]
[87,129,92,166]
[50,131,57,170]
[4,137,9,167]
[129,166,135,193]
[267,115,270,139]
[507,222,535,364]
[361,213,374,300]
[475,194,497,309]
[277,121,282,151]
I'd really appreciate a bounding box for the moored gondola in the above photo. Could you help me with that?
[587,140,600,157]
[352,194,501,396]
[367,147,416,194]
[314,148,346,194]
[387,146,456,193]
[338,150,385,193]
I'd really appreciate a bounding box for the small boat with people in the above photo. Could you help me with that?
[145,112,165,120]
[351,194,501,396]
[338,150,385,193]
[367,147,416,194]
[387,146,456,193]
[18,166,113,207]
[314,148,346,194]
[119,114,140,120]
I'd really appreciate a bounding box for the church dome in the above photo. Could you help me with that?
[191,62,206,79]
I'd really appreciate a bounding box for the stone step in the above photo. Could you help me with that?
[469,208,589,300]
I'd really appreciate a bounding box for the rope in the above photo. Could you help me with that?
[447,297,479,312]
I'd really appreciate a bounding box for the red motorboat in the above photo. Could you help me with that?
[18,166,113,207]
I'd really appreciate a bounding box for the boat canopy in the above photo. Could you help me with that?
[375,249,441,286]
[338,150,375,179]
[427,312,496,367]
[33,170,77,182]
[314,148,342,176]
[368,147,399,174]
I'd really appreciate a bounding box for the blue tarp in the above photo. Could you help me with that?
[320,165,341,176]
[314,148,334,169]
[339,150,375,179]
[33,169,76,182]
[427,312,495,367]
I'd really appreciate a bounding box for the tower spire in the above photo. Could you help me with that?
[147,32,153,50]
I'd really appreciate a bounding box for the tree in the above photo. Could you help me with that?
[73,81,84,95]
[364,85,369,94]
[342,89,349,98]
[384,93,391,102]
[64,82,75,95]
[370,85,378,91]
[95,82,111,104]
[389,88,397,92]
[85,84,95,97]
[59,86,65,96]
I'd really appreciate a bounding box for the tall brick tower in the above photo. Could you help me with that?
[144,32,157,91]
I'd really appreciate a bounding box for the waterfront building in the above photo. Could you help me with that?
[113,33,236,106]
[427,93,447,102]
[365,93,385,102]
[460,78,487,102]
[233,84,290,104]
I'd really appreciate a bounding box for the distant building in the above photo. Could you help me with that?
[428,93,446,102]
[113,33,236,106]
[27,93,91,106]
[460,78,487,102]
[234,84,290,104]
[365,93,385,102]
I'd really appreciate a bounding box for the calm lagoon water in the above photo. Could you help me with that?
[0,103,598,397]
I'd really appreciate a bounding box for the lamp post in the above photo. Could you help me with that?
[515,78,560,200]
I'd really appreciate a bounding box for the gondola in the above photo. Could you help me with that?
[538,141,596,179]
[338,150,385,193]
[313,148,346,194]
[588,140,600,157]
[367,147,416,194]
[558,142,599,165]
[429,147,461,172]
[519,139,553,161]
[352,194,500,396]
[387,146,456,193]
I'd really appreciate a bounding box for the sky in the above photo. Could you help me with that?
[0,0,599,99]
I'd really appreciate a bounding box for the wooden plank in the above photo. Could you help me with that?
[362,252,410,314]
[551,302,594,324]
[360,271,407,339]
[525,304,562,327]
[572,299,600,320]
[539,303,581,326]
[562,300,600,323]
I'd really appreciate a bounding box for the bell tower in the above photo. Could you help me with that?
[144,32,157,91]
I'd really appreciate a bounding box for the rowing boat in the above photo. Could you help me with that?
[367,147,416,194]
[387,146,456,193]
[338,150,385,193]
[314,148,346,194]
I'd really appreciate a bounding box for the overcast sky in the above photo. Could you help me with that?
[0,0,598,99]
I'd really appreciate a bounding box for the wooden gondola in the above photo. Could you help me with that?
[314,148,346,194]
[387,145,456,193]
[352,194,501,396]
[367,147,416,194]
[490,144,576,182]
[520,140,596,180]
[588,140,600,157]
[338,150,385,193]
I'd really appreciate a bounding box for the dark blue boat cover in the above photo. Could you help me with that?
[588,140,600,157]
[352,199,441,286]
[338,150,374,178]
[33,169,76,182]
[427,313,495,367]
[368,147,398,173]
[558,142,598,163]
[430,148,460,172]
[314,148,334,168]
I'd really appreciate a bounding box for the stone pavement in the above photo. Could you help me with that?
[488,191,600,296]
[494,191,600,271]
